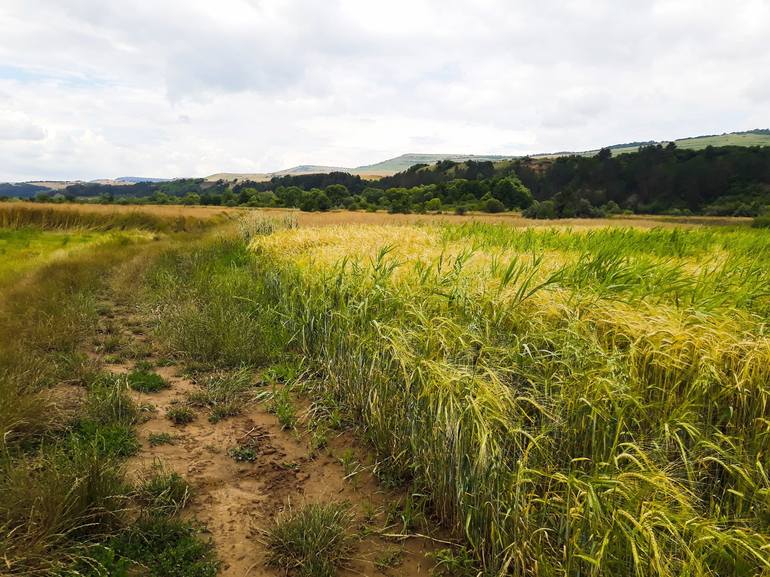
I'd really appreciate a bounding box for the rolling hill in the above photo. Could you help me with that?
[539,129,770,158]
[206,130,770,181]
[204,154,516,182]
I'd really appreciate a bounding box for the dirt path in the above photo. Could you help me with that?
[92,297,440,577]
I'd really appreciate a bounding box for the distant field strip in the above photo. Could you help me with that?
[0,203,229,232]
[246,221,770,576]
[0,228,145,282]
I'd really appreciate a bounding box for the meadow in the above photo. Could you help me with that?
[2,203,769,576]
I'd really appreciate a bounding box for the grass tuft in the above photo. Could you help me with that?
[166,406,195,426]
[135,462,191,517]
[127,369,169,393]
[148,432,177,446]
[264,502,354,577]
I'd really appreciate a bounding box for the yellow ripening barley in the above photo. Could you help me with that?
[247,222,770,576]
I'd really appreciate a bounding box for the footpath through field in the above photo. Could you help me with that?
[92,291,440,577]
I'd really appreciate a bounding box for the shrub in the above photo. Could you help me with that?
[227,444,258,462]
[752,212,770,228]
[425,198,442,212]
[482,198,506,213]
[523,199,557,219]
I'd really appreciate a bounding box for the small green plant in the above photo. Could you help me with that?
[96,334,126,354]
[269,387,297,430]
[358,500,380,537]
[262,359,304,385]
[264,501,354,577]
[127,369,169,393]
[148,432,176,446]
[227,445,258,462]
[384,494,429,534]
[85,373,138,425]
[125,340,153,360]
[73,421,141,457]
[135,359,154,371]
[68,544,131,577]
[337,449,361,480]
[308,425,329,454]
[374,548,404,571]
[373,455,410,489]
[430,546,481,577]
[166,406,195,425]
[135,463,191,517]
[208,401,240,423]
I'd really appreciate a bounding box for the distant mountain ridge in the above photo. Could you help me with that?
[205,130,770,181]
[205,154,517,182]
[115,176,171,183]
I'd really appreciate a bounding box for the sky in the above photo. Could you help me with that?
[0,0,768,182]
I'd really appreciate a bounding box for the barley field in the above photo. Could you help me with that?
[240,218,770,575]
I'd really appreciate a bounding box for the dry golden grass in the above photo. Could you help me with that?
[248,208,751,229]
[15,201,240,219]
[7,203,750,229]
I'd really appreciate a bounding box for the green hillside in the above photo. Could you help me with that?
[608,130,770,156]
[353,153,513,175]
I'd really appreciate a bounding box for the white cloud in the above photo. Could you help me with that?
[0,110,47,141]
[0,0,767,180]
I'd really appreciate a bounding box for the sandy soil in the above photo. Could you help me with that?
[93,297,441,577]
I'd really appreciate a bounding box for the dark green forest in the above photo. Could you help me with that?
[6,144,770,218]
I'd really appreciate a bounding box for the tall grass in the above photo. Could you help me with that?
[144,236,287,368]
[0,230,218,575]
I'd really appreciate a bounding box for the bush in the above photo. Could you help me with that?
[482,198,506,213]
[601,200,622,215]
[752,212,770,228]
[425,198,442,212]
[523,200,557,219]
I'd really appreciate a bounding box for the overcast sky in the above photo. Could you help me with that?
[0,0,768,181]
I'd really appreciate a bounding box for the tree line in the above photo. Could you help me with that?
[8,143,770,218]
